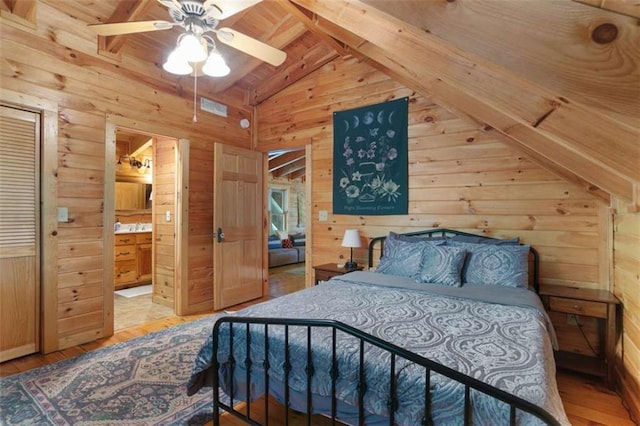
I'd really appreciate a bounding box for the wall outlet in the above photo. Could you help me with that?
[319,210,328,221]
[567,314,578,326]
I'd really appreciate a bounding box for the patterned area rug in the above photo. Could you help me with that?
[0,316,223,425]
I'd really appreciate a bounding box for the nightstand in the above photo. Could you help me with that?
[539,284,620,389]
[313,263,364,285]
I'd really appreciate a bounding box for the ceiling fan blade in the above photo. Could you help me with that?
[157,0,183,14]
[88,20,174,36]
[216,28,286,66]
[203,0,261,20]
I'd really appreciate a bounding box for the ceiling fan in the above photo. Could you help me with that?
[88,0,287,77]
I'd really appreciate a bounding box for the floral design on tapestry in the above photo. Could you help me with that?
[333,97,408,215]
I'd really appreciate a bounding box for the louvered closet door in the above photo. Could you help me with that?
[0,105,40,362]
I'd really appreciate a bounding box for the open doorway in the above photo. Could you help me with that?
[266,148,307,293]
[111,128,177,331]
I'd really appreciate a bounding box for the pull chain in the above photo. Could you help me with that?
[192,71,198,123]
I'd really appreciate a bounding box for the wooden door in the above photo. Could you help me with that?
[213,143,263,310]
[0,105,40,362]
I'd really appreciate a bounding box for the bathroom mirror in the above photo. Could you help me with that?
[115,182,152,210]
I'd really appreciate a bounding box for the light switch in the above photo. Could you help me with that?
[57,207,68,222]
[165,211,171,222]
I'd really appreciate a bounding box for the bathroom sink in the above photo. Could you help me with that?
[114,224,152,234]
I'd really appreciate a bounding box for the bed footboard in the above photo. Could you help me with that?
[211,316,560,426]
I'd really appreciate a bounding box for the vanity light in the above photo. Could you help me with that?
[137,159,151,175]
[129,156,142,170]
[116,154,129,170]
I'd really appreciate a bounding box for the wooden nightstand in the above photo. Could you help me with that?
[539,284,620,389]
[313,263,364,285]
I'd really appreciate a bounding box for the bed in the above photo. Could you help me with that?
[187,229,570,425]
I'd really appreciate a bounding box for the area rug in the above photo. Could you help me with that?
[114,284,153,298]
[285,265,306,275]
[0,315,224,425]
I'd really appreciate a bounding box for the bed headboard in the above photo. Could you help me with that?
[367,229,540,293]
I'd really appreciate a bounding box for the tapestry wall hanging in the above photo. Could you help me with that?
[333,97,409,215]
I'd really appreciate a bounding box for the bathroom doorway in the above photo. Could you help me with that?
[106,125,181,332]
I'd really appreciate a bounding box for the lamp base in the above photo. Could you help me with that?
[344,261,358,270]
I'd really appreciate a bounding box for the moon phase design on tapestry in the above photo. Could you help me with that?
[333,97,408,215]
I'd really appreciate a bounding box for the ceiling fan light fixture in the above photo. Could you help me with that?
[178,32,208,63]
[202,50,230,77]
[163,49,193,75]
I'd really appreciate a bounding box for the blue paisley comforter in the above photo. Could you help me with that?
[187,271,569,425]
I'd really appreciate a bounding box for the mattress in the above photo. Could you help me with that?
[187,271,569,425]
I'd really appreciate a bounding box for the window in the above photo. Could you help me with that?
[269,188,287,235]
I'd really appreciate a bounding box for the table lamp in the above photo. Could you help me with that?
[341,229,361,269]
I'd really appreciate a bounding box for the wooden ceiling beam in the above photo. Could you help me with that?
[111,0,155,50]
[294,0,639,203]
[6,0,35,21]
[1,0,37,27]
[348,47,612,204]
[272,157,306,178]
[214,14,308,94]
[269,151,305,172]
[280,0,349,55]
[249,40,339,105]
[289,168,306,180]
[101,0,156,54]
[573,0,640,18]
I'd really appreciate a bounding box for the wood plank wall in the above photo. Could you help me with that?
[258,56,607,290]
[613,202,640,422]
[152,138,177,308]
[257,54,621,378]
[1,3,251,350]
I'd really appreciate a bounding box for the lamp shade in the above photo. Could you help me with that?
[163,50,193,75]
[341,229,361,248]
[178,33,207,63]
[202,50,230,77]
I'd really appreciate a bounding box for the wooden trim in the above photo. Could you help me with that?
[1,89,59,354]
[599,202,614,291]
[304,144,313,288]
[175,139,190,315]
[573,0,640,19]
[262,153,269,297]
[103,121,116,338]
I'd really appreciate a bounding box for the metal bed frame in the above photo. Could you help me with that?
[211,229,556,425]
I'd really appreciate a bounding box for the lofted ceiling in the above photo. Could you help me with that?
[268,148,306,180]
[23,0,640,195]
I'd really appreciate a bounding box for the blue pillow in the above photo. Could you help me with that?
[377,232,444,279]
[448,241,530,288]
[418,245,467,287]
[376,248,424,279]
[383,232,444,256]
[268,235,282,249]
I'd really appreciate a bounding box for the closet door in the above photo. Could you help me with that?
[0,105,40,362]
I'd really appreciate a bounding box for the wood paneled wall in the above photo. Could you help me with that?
[258,56,607,290]
[613,202,640,422]
[152,138,177,308]
[1,2,251,350]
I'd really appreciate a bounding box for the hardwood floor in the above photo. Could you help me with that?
[1,263,635,425]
